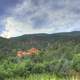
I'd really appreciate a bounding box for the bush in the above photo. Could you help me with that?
[72,54,80,72]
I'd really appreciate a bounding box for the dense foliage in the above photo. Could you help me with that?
[0,32,80,79]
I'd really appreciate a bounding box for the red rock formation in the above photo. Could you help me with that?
[28,48,39,54]
[17,50,27,58]
[17,48,39,58]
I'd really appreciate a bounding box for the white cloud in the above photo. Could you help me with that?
[1,0,80,38]
[0,17,54,38]
[11,0,80,28]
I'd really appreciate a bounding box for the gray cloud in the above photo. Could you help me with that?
[1,0,80,37]
[31,13,50,28]
[5,0,80,28]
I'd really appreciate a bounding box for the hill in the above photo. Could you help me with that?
[0,31,80,79]
[0,31,80,55]
[9,31,80,50]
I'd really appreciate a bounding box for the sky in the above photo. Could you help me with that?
[0,0,80,38]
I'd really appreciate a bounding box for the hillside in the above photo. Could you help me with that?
[9,31,80,48]
[0,31,80,79]
[0,31,80,55]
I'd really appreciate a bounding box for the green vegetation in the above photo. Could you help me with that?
[0,31,80,80]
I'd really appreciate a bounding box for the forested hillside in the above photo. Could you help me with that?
[1,31,80,54]
[0,31,80,80]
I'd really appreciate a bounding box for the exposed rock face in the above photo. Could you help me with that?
[17,48,39,58]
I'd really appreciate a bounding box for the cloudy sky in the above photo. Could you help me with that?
[0,0,80,38]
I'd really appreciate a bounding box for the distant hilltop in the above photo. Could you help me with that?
[0,31,80,55]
